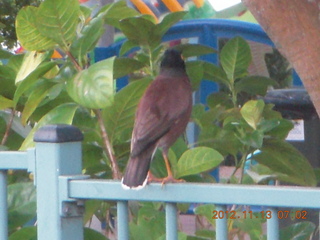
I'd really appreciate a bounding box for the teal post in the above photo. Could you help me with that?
[0,170,8,240]
[34,125,84,240]
[166,202,178,240]
[216,205,227,240]
[267,207,279,240]
[117,201,129,240]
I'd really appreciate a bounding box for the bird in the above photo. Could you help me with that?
[121,48,192,189]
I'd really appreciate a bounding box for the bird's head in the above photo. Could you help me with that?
[160,49,185,70]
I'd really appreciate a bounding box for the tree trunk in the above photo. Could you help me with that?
[242,0,320,117]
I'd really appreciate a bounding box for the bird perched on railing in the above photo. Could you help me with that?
[122,49,192,189]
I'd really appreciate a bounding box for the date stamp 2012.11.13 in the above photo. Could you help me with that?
[212,210,308,220]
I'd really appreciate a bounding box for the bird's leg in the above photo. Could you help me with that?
[147,171,163,182]
[147,151,185,185]
[161,150,185,184]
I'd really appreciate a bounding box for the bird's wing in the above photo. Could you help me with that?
[130,75,190,157]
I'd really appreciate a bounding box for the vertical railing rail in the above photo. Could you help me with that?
[0,170,8,240]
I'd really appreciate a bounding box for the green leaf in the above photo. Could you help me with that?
[113,57,145,79]
[98,1,139,29]
[83,200,103,225]
[13,61,57,106]
[67,57,115,109]
[119,40,139,56]
[253,138,317,186]
[207,92,233,109]
[0,96,14,110]
[220,36,251,82]
[240,100,265,130]
[153,11,187,39]
[202,62,229,86]
[235,76,277,96]
[130,205,166,240]
[175,147,223,178]
[0,111,31,138]
[280,221,316,240]
[0,49,13,59]
[16,6,56,50]
[119,16,156,46]
[194,204,216,226]
[175,44,216,58]
[8,182,36,231]
[71,17,105,63]
[84,228,109,240]
[9,226,37,240]
[36,0,80,49]
[20,103,78,150]
[185,61,203,90]
[15,51,49,84]
[102,78,151,144]
[21,82,53,125]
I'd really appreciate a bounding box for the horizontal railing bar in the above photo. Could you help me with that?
[0,151,29,170]
[68,180,320,209]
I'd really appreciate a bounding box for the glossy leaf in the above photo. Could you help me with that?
[102,78,151,144]
[194,204,216,226]
[207,92,233,109]
[8,182,36,232]
[119,40,139,56]
[153,11,187,39]
[253,138,317,186]
[202,62,229,86]
[98,1,139,29]
[0,49,13,59]
[20,103,78,150]
[113,57,145,79]
[119,16,156,46]
[71,17,105,63]
[235,76,277,96]
[0,96,14,110]
[21,82,53,125]
[175,43,216,58]
[175,147,223,178]
[9,226,37,240]
[280,221,315,240]
[36,0,80,49]
[240,100,265,130]
[185,60,203,90]
[13,61,57,106]
[220,36,251,82]
[16,6,56,50]
[15,51,49,84]
[84,228,109,240]
[67,57,115,109]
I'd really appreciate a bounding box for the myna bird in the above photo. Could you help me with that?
[122,49,192,189]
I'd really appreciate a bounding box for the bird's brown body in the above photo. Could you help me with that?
[122,49,192,189]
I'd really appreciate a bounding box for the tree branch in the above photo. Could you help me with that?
[1,109,15,146]
[94,109,121,180]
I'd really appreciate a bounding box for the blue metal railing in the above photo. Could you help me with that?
[0,125,319,239]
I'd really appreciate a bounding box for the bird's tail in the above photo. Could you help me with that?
[121,149,154,189]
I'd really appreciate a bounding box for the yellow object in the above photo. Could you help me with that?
[161,0,184,12]
[130,0,158,22]
[192,0,204,8]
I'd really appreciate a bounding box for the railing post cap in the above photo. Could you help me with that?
[34,124,83,143]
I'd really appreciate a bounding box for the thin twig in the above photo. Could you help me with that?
[94,109,121,180]
[65,51,82,72]
[1,109,15,145]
